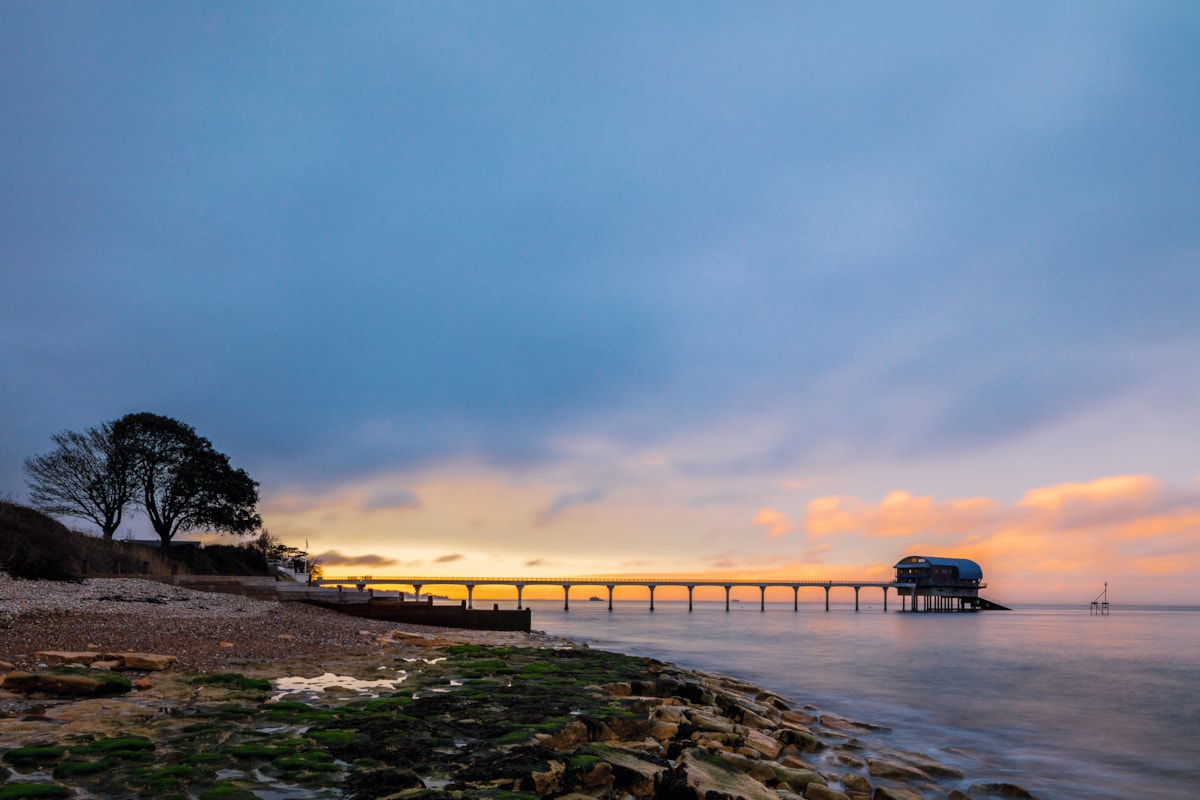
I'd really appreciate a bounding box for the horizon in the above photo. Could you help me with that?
[3,4,1198,607]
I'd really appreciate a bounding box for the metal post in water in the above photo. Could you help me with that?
[824,583,831,612]
[759,585,766,612]
[793,585,799,611]
[687,585,694,612]
[724,585,732,612]
[516,584,524,610]
[563,584,571,612]
[649,584,656,612]
[854,586,860,612]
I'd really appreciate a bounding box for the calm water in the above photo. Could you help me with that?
[521,599,1199,800]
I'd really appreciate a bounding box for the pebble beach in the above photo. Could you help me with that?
[0,576,1038,800]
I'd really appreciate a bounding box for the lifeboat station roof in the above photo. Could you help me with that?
[893,555,983,582]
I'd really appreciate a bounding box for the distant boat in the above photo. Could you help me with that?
[589,595,603,601]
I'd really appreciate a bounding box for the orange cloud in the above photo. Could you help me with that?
[802,475,1200,603]
[753,507,791,537]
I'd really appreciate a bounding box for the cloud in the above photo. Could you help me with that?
[434,553,464,564]
[363,487,421,511]
[312,550,401,568]
[753,508,791,538]
[801,475,1200,600]
[536,488,606,525]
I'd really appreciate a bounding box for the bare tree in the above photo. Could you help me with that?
[24,423,135,541]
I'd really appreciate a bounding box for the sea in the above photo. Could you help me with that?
[519,599,1199,800]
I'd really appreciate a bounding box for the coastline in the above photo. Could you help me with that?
[0,577,1036,799]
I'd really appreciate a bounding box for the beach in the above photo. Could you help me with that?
[0,576,1039,799]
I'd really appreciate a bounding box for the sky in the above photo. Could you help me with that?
[2,2,1199,605]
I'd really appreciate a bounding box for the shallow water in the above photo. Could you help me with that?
[522,600,1200,799]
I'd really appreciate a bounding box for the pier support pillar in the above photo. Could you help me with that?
[649,585,656,612]
[607,585,614,611]
[824,584,831,612]
[413,584,422,603]
[516,584,524,610]
[882,586,888,612]
[854,586,860,612]
[759,585,767,612]
[687,585,694,612]
[466,585,474,609]
[724,585,732,612]
[563,584,571,612]
[793,585,799,611]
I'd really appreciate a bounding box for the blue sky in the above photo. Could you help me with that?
[3,3,1199,601]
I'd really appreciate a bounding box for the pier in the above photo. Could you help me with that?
[312,555,1006,613]
[312,575,913,612]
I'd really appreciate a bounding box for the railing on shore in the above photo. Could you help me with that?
[309,575,955,612]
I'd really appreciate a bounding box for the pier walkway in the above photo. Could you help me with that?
[310,576,940,612]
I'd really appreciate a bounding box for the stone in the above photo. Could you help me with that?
[34,650,100,665]
[866,757,930,782]
[133,677,154,690]
[768,764,827,791]
[597,681,632,696]
[886,750,963,780]
[108,653,179,671]
[742,727,784,759]
[822,714,891,733]
[669,748,778,800]
[841,774,872,793]
[782,709,819,726]
[543,719,590,751]
[219,641,235,648]
[3,667,131,696]
[775,724,826,752]
[531,759,564,796]
[0,660,15,671]
[781,754,818,771]
[966,783,1037,799]
[652,704,689,724]
[872,787,925,800]
[648,721,679,743]
[805,784,852,800]
[585,744,666,798]
[947,792,973,800]
[686,708,738,734]
[90,660,122,670]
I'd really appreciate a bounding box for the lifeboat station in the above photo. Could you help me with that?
[892,555,1009,611]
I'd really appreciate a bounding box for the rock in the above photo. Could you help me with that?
[133,677,154,690]
[531,759,565,795]
[34,650,100,665]
[781,754,818,771]
[742,727,784,759]
[107,652,179,671]
[648,721,680,743]
[872,787,925,800]
[3,667,132,696]
[652,704,689,724]
[822,714,891,733]
[543,719,591,750]
[686,708,739,734]
[782,709,819,726]
[597,681,632,696]
[805,784,852,800]
[91,660,122,670]
[947,791,973,800]
[966,783,1038,799]
[885,750,963,779]
[0,660,15,671]
[667,748,778,800]
[866,757,931,782]
[585,744,666,798]
[775,724,826,752]
[840,774,872,794]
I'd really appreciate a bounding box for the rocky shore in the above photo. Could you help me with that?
[0,576,1036,800]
